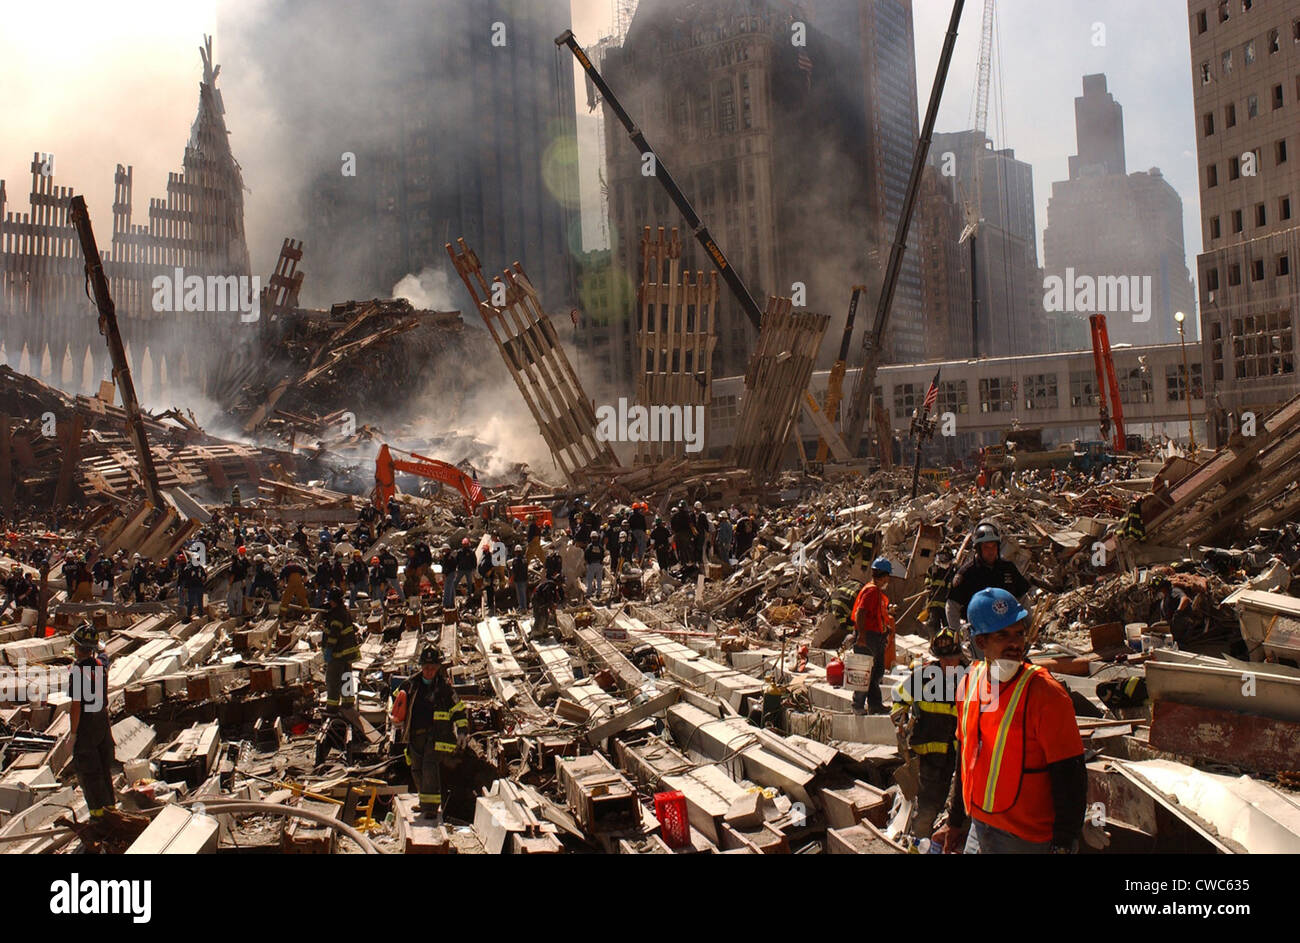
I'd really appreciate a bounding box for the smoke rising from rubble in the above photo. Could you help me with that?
[391,268,457,315]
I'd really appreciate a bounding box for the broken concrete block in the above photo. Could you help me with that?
[724,790,772,829]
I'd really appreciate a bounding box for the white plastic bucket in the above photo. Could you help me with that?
[843,653,874,691]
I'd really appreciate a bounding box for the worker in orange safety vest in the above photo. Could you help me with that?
[937,588,1086,853]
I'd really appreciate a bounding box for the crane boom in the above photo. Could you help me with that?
[843,0,966,455]
[374,444,484,512]
[816,285,864,461]
[556,30,765,331]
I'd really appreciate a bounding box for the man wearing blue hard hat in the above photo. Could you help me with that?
[847,557,895,714]
[939,587,1086,854]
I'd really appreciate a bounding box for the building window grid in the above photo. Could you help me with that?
[1232,311,1296,379]
[894,383,920,419]
[1023,373,1059,410]
[938,380,969,416]
[1118,368,1153,405]
[1069,371,1099,408]
[1166,363,1205,401]
[979,376,1014,413]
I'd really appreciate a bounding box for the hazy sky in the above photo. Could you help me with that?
[0,0,1200,299]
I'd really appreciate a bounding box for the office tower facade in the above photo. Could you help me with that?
[1189,0,1300,444]
[1044,75,1195,350]
[930,129,1044,358]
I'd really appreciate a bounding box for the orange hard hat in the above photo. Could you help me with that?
[237,546,246,555]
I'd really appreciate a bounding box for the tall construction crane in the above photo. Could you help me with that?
[957,0,997,357]
[843,0,967,456]
[815,285,864,462]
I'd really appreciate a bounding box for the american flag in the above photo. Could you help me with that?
[466,470,483,505]
[922,369,940,413]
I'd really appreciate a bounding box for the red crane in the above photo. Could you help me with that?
[373,444,484,513]
[1088,314,1126,452]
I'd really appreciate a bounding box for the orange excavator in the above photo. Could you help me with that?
[373,444,485,513]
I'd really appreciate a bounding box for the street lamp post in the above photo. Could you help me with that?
[1174,311,1198,453]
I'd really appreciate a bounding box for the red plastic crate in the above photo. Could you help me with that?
[654,790,690,849]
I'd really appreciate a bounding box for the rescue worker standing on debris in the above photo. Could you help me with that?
[945,522,1030,658]
[394,647,468,822]
[179,550,206,622]
[823,576,863,648]
[228,546,249,622]
[849,558,895,714]
[322,587,365,741]
[346,550,368,607]
[584,531,606,600]
[892,628,965,839]
[532,573,562,640]
[942,588,1086,854]
[509,544,528,612]
[670,501,695,568]
[69,622,117,820]
[279,556,310,621]
[922,549,955,638]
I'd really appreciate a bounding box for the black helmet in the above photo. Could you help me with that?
[419,646,443,666]
[71,620,99,649]
[930,628,962,658]
[328,587,345,604]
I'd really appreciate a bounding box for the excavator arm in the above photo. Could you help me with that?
[374,444,484,513]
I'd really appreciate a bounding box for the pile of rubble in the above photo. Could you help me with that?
[2,407,1299,854]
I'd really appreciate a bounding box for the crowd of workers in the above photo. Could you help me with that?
[7,486,1162,852]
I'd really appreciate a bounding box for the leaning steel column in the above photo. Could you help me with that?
[67,195,164,508]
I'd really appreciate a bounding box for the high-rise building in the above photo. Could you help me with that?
[583,0,923,387]
[930,130,1044,358]
[1069,72,1126,178]
[1189,0,1300,446]
[1043,75,1195,350]
[916,163,971,360]
[223,0,580,309]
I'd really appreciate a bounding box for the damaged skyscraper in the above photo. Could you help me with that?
[578,0,924,386]
[221,0,582,311]
[0,39,251,396]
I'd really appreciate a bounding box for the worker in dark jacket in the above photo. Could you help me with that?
[650,518,673,570]
[179,555,206,621]
[945,521,1030,658]
[892,628,966,840]
[322,588,365,744]
[394,647,468,821]
[822,578,863,648]
[509,545,529,612]
[68,622,117,819]
[346,550,369,607]
[922,549,955,638]
[532,576,563,640]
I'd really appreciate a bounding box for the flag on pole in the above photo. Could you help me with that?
[923,369,940,413]
[466,470,483,505]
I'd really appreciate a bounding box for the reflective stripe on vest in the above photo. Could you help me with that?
[959,662,1044,814]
